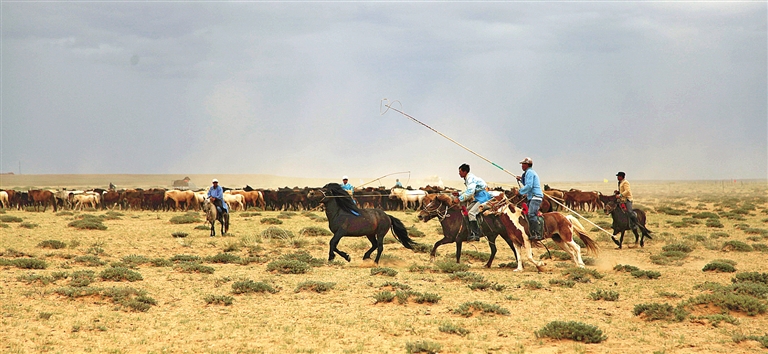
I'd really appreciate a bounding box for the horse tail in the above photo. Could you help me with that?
[388,215,414,250]
[566,215,600,256]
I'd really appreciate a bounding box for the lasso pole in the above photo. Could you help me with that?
[359,171,411,188]
[380,99,615,239]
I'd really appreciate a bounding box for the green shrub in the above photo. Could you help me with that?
[121,255,150,267]
[535,321,607,343]
[278,251,325,267]
[295,280,336,293]
[549,279,576,288]
[413,292,442,304]
[408,264,430,273]
[449,272,485,283]
[204,294,234,306]
[171,231,188,238]
[522,280,543,289]
[56,211,74,216]
[260,218,283,225]
[722,240,753,252]
[100,267,143,282]
[411,243,432,254]
[371,267,398,277]
[170,254,202,263]
[434,261,470,273]
[752,243,768,252]
[562,267,603,283]
[692,212,719,219]
[0,215,22,222]
[19,222,38,229]
[662,243,693,253]
[687,293,766,316]
[650,250,690,265]
[453,301,509,317]
[448,250,490,262]
[298,226,332,237]
[732,272,768,285]
[438,322,468,336]
[231,280,278,294]
[169,215,200,224]
[194,225,209,230]
[710,231,729,239]
[631,270,662,279]
[373,290,395,303]
[74,255,107,267]
[17,272,67,285]
[702,261,736,273]
[68,219,107,230]
[267,260,311,274]
[405,340,442,354]
[706,219,724,228]
[732,334,768,349]
[540,250,572,261]
[657,206,686,215]
[633,303,688,322]
[407,225,425,238]
[4,258,48,269]
[589,289,619,301]
[68,270,96,287]
[38,240,66,249]
[467,282,505,291]
[614,264,640,272]
[498,261,519,269]
[205,253,241,264]
[261,226,294,239]
[174,262,214,274]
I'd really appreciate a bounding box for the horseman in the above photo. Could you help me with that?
[341,176,354,195]
[453,163,492,242]
[516,157,544,241]
[207,179,229,216]
[615,172,639,230]
[393,179,403,189]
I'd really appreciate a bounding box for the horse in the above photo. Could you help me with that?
[203,199,229,237]
[307,183,415,265]
[485,194,600,272]
[389,187,426,210]
[417,193,518,267]
[600,195,652,249]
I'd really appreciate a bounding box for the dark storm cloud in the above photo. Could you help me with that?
[1,2,765,183]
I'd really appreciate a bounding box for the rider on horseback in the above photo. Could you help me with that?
[454,163,492,242]
[516,157,544,241]
[615,172,639,230]
[207,179,229,216]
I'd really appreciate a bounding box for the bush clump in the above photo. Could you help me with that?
[99,267,143,282]
[204,294,234,306]
[174,262,214,274]
[439,322,468,336]
[278,251,325,267]
[260,218,283,225]
[453,301,509,317]
[631,270,662,279]
[74,255,107,267]
[205,253,241,264]
[434,261,470,273]
[298,226,332,237]
[614,264,640,272]
[549,279,576,288]
[706,219,724,228]
[261,226,294,239]
[231,280,278,294]
[38,240,67,249]
[702,261,736,273]
[687,293,766,316]
[295,280,336,293]
[633,303,688,322]
[562,267,604,283]
[171,232,188,238]
[732,272,768,285]
[589,289,619,301]
[69,270,96,287]
[68,219,107,230]
[0,215,23,223]
[405,340,442,354]
[169,215,200,224]
[722,240,753,252]
[170,254,202,263]
[657,206,686,215]
[371,267,398,277]
[266,259,311,274]
[535,321,607,343]
[2,258,48,269]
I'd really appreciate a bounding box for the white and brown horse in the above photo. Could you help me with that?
[485,195,599,271]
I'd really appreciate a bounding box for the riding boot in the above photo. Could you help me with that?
[528,216,542,241]
[467,221,481,242]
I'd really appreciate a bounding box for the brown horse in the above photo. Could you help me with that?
[485,194,599,272]
[417,194,518,267]
[28,189,57,212]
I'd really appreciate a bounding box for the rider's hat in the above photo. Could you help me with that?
[342,176,349,180]
[519,157,533,165]
[616,172,626,178]
[212,178,219,183]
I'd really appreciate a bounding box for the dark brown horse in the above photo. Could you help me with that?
[600,195,652,249]
[417,194,518,267]
[307,183,415,265]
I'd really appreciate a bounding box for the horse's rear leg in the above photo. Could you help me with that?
[485,235,498,268]
[328,231,350,262]
[560,240,584,268]
[373,233,386,265]
[363,235,378,260]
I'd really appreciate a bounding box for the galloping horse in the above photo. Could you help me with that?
[203,198,229,237]
[486,194,600,272]
[417,194,518,267]
[307,183,415,265]
[599,195,652,249]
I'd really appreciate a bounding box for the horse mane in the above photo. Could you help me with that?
[323,183,362,215]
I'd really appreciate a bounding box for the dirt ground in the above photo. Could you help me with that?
[1,176,766,353]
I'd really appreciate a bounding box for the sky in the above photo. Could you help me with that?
[1,1,766,184]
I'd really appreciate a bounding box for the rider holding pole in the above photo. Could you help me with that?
[615,172,639,230]
[516,157,544,241]
[454,163,492,242]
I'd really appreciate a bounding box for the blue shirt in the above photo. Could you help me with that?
[394,181,403,188]
[519,169,543,200]
[341,182,354,192]
[207,185,229,211]
[459,173,492,204]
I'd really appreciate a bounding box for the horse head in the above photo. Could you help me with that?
[602,198,618,215]
[417,193,454,222]
[306,188,326,203]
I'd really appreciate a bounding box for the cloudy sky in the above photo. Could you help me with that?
[1,1,765,183]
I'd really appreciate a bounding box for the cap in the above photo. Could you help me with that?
[519,157,533,165]
[212,179,219,183]
[342,176,349,180]
[616,172,626,178]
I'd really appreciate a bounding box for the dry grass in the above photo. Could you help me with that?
[0,177,767,353]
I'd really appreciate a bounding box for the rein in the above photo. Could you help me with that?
[421,199,451,220]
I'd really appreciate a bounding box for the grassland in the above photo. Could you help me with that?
[1,176,767,353]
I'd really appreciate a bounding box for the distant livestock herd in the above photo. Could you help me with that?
[0,184,607,213]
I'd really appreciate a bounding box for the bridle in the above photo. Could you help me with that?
[421,197,451,220]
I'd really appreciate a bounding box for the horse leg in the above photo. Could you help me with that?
[500,236,520,267]
[612,229,622,249]
[328,231,350,262]
[511,242,525,272]
[485,234,498,268]
[561,240,584,268]
[373,232,386,265]
[523,240,544,272]
[455,241,463,264]
[363,234,378,260]
[210,219,216,237]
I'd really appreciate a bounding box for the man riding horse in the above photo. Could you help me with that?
[207,179,229,216]
[516,157,544,241]
[615,171,639,230]
[453,163,492,242]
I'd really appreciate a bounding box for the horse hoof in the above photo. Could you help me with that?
[513,269,523,272]
[612,238,621,247]
[343,255,351,262]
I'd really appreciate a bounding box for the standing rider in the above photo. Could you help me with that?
[454,163,492,242]
[207,179,228,216]
[615,172,639,229]
[516,157,544,241]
